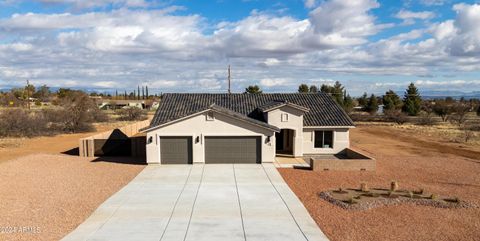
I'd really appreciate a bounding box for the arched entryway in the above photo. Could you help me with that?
[275,129,295,156]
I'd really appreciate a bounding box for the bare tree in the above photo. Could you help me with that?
[450,103,470,126]
[117,107,147,121]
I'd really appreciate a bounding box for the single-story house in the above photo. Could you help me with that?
[143,93,354,164]
[98,100,159,110]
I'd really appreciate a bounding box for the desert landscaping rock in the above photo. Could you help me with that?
[318,191,479,211]
[279,125,480,241]
[0,154,144,241]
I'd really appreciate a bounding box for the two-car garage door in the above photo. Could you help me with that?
[160,136,261,164]
[205,136,261,164]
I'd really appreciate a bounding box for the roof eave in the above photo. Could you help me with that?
[142,108,280,133]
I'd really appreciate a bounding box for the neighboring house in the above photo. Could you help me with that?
[98,100,158,110]
[143,93,354,164]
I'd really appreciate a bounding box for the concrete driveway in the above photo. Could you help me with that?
[62,164,329,241]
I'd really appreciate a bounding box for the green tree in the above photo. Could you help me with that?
[309,85,318,93]
[33,85,51,102]
[321,81,344,105]
[382,90,402,112]
[298,84,309,93]
[357,92,368,109]
[11,88,26,99]
[402,83,422,116]
[57,88,74,98]
[343,92,354,113]
[365,94,379,115]
[25,84,35,99]
[245,85,263,94]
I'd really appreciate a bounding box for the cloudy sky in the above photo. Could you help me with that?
[0,0,479,95]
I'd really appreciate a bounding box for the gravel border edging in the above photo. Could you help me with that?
[319,192,480,211]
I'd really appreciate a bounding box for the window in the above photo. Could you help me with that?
[314,131,333,148]
[281,113,289,122]
[206,112,214,121]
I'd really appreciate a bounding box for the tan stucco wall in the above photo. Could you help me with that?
[266,106,304,157]
[302,128,350,154]
[146,111,276,164]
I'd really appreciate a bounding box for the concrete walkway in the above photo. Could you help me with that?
[62,164,329,241]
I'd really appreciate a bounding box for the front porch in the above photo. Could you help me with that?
[274,156,309,168]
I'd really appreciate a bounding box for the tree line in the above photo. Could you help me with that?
[0,84,157,108]
[244,82,480,122]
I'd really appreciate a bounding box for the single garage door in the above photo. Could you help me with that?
[205,136,261,164]
[160,136,192,164]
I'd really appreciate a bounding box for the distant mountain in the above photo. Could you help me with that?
[419,90,480,100]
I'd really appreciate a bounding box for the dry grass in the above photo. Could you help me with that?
[394,123,480,145]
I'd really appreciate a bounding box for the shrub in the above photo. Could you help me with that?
[56,92,98,133]
[0,109,48,137]
[345,197,357,204]
[44,91,101,133]
[462,127,475,143]
[390,181,398,191]
[408,191,414,198]
[449,103,470,126]
[417,113,436,126]
[363,192,380,198]
[90,108,109,122]
[387,191,399,198]
[117,107,147,121]
[430,194,438,200]
[433,100,452,122]
[444,197,460,203]
[360,182,369,192]
[413,188,424,195]
[385,110,408,125]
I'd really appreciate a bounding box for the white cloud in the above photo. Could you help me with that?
[306,0,389,47]
[32,0,150,9]
[395,9,435,25]
[304,0,316,8]
[260,78,289,87]
[420,0,446,6]
[0,1,479,95]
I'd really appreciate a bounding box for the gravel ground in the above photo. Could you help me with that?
[0,154,145,241]
[279,125,480,241]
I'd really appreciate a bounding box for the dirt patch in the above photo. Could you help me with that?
[279,125,480,241]
[0,121,137,163]
[356,125,480,160]
[0,154,144,241]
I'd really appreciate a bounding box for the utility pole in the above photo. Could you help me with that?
[228,65,231,94]
[26,79,30,110]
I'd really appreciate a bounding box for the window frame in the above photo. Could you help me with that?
[314,130,334,149]
[281,113,289,122]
